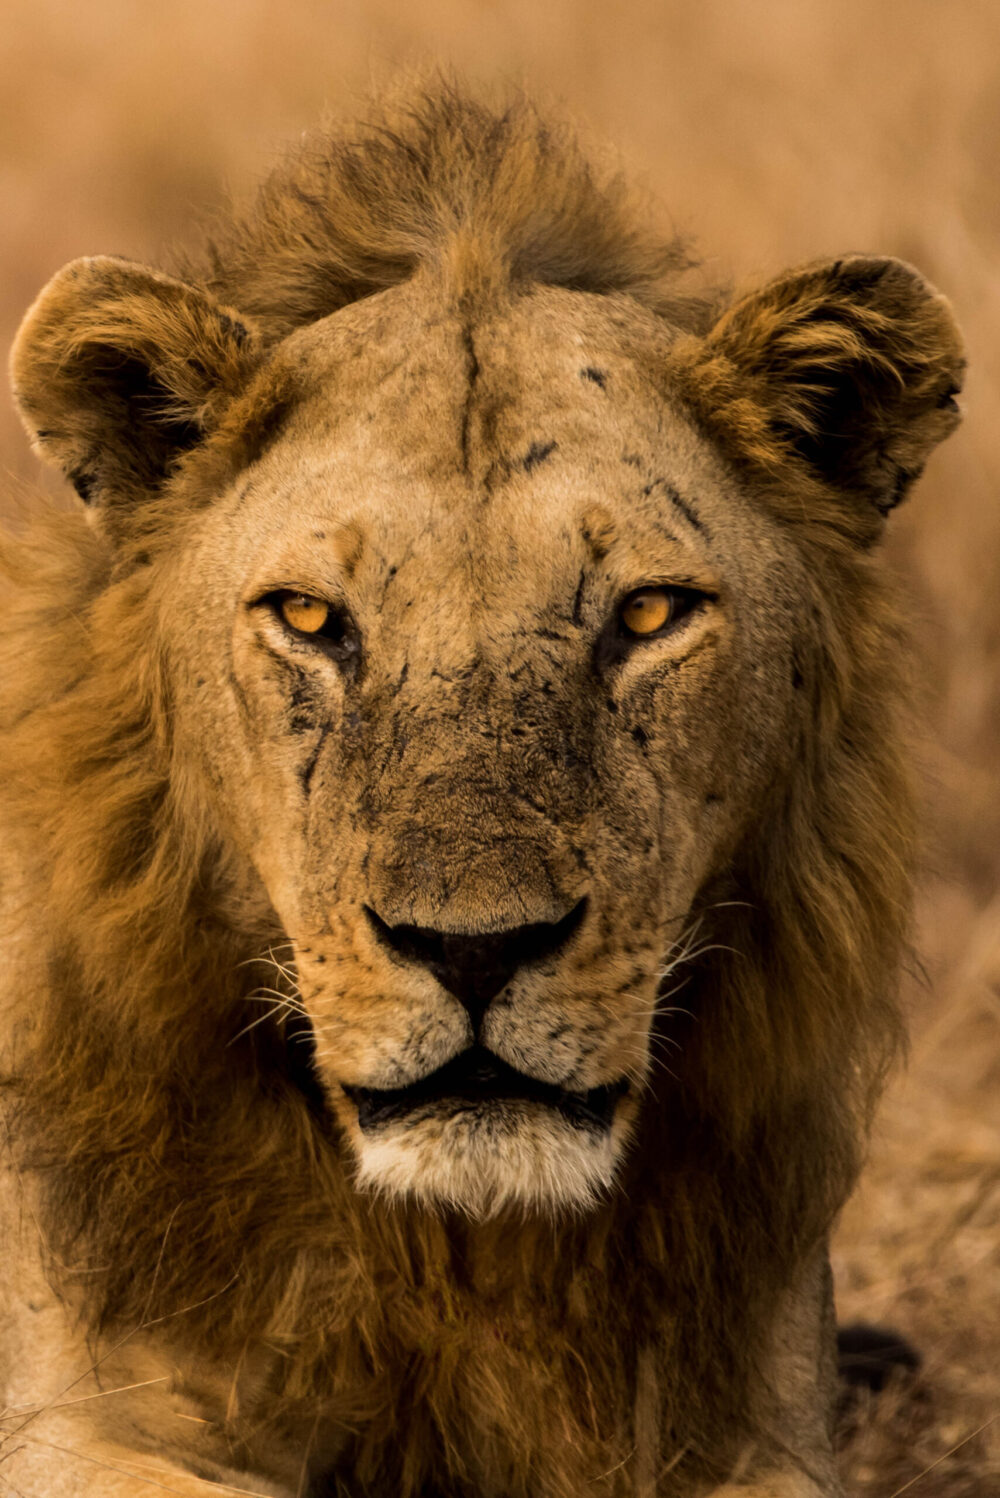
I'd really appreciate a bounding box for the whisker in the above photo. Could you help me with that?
[229,998,309,1046]
[243,988,309,1014]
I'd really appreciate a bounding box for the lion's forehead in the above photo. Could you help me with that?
[224,285,759,610]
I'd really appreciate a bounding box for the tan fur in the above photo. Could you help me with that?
[0,81,964,1496]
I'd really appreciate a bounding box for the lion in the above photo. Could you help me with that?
[0,82,964,1497]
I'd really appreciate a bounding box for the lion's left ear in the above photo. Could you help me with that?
[10,256,260,509]
[673,256,965,518]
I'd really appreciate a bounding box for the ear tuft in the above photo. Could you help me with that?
[669,255,965,521]
[10,256,260,508]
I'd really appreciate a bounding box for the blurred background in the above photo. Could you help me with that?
[2,2,997,1491]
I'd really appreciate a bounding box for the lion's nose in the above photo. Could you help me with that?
[364,900,587,1029]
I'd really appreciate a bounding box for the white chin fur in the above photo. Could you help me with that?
[351,1101,627,1218]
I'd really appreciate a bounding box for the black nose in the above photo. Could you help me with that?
[364,900,587,1029]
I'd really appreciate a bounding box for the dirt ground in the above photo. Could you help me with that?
[1,3,997,1492]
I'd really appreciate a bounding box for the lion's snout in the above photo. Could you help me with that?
[358,767,591,928]
[363,898,587,1030]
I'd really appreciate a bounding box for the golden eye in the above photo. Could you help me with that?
[280,593,330,634]
[620,587,672,636]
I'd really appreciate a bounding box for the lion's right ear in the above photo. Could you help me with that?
[10,257,260,507]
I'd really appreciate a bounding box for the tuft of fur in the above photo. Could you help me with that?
[193,76,709,342]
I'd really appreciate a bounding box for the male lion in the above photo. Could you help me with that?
[0,83,963,1497]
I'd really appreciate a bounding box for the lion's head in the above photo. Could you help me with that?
[5,87,963,1242]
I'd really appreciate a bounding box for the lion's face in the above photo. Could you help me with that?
[14,213,961,1220]
[162,282,802,1214]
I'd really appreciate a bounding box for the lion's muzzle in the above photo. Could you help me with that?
[335,901,640,1215]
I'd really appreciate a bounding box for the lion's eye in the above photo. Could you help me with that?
[269,592,350,650]
[258,589,358,670]
[620,588,675,637]
[279,593,332,634]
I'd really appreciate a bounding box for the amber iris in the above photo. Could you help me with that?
[280,593,330,634]
[620,588,672,636]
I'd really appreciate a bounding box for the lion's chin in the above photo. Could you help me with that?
[350,1100,629,1217]
[339,1046,632,1216]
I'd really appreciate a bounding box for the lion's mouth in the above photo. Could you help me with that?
[342,1046,628,1133]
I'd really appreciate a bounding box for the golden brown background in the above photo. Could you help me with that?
[2,2,997,1492]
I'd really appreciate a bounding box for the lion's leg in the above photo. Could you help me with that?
[709,1478,830,1498]
[0,1427,293,1498]
[0,1168,292,1498]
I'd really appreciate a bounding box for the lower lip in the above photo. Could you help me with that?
[342,1050,629,1134]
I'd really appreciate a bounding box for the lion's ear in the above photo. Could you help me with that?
[10,256,260,507]
[680,256,965,518]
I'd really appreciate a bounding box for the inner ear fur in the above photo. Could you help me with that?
[674,255,965,517]
[10,256,260,506]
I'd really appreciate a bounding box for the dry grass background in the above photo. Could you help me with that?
[1,2,998,1492]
